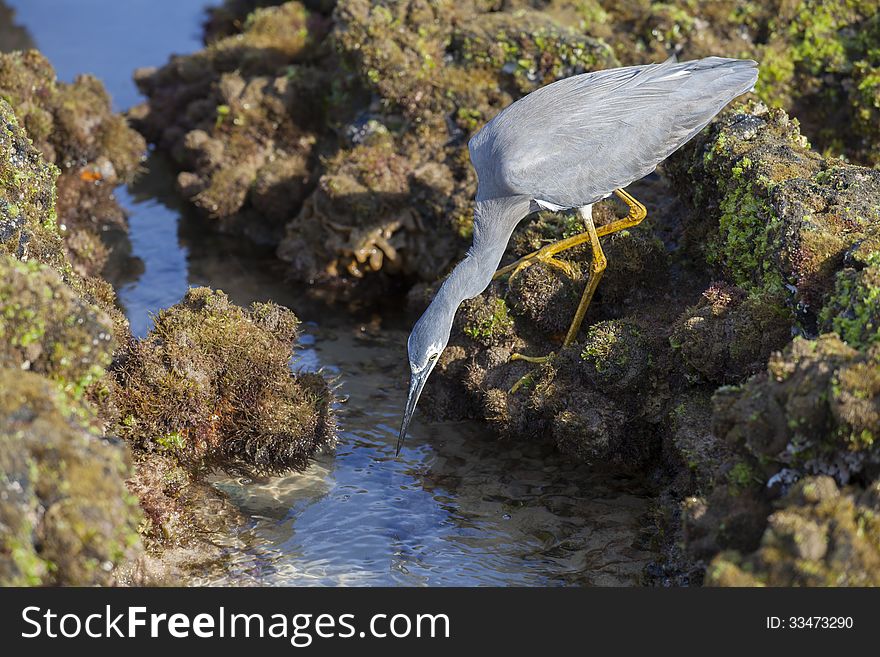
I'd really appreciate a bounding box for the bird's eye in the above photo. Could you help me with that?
[429,353,439,362]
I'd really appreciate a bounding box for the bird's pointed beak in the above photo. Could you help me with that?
[397,369,430,456]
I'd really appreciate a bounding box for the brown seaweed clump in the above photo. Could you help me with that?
[0,50,145,277]
[0,369,142,586]
[706,476,880,586]
[114,287,335,475]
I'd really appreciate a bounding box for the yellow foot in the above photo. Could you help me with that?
[495,248,578,282]
[506,253,576,284]
[510,352,554,364]
[508,352,554,394]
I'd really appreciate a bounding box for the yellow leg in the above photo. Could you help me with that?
[493,188,647,280]
[596,188,647,237]
[562,205,606,347]
[506,205,606,379]
[504,190,646,390]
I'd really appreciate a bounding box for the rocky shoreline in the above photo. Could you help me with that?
[2,0,879,585]
[0,79,334,584]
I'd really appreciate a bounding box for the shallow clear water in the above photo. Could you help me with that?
[3,0,657,586]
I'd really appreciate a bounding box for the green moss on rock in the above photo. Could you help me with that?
[579,320,650,389]
[0,98,64,272]
[668,102,880,331]
[0,95,129,343]
[461,294,515,346]
[0,50,145,277]
[450,10,616,95]
[819,246,880,349]
[0,369,142,586]
[584,0,880,165]
[0,255,114,400]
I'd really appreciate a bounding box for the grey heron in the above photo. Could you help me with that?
[398,56,759,454]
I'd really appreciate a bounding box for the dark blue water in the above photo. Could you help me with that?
[3,0,655,585]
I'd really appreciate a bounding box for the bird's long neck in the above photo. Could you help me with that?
[434,196,531,310]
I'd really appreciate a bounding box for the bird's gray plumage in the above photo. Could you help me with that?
[469,56,758,207]
[398,56,759,454]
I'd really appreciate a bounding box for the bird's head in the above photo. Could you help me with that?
[397,300,454,454]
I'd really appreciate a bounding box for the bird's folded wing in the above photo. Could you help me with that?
[470,57,757,206]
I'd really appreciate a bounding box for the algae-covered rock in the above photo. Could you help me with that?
[818,239,880,349]
[688,334,880,563]
[280,0,616,285]
[670,282,793,384]
[114,287,334,474]
[0,97,64,272]
[668,102,880,333]
[0,255,115,400]
[430,304,662,471]
[658,101,880,581]
[0,369,142,586]
[0,95,130,346]
[203,0,292,43]
[706,476,880,586]
[134,0,617,286]
[713,335,880,484]
[0,50,145,277]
